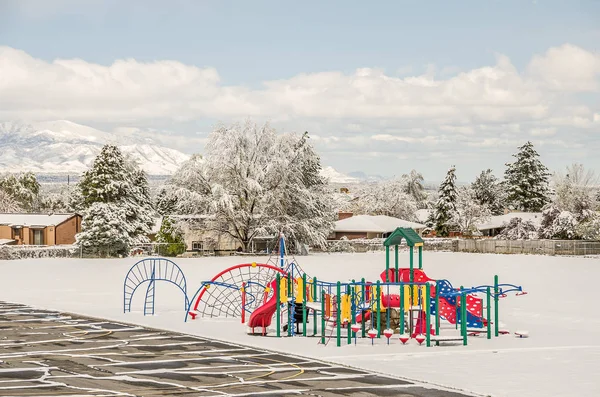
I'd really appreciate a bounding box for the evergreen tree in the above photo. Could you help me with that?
[155,187,179,215]
[75,202,131,257]
[76,145,154,256]
[504,142,551,212]
[472,169,505,215]
[78,145,130,206]
[433,166,458,237]
[156,216,186,256]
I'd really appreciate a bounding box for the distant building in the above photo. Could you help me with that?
[331,213,426,240]
[0,213,82,246]
[476,212,543,237]
[154,215,275,255]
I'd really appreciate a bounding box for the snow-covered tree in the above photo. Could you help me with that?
[0,172,41,212]
[538,205,578,239]
[156,216,186,256]
[124,168,155,245]
[38,192,69,214]
[160,154,211,215]
[433,166,458,237]
[504,141,551,212]
[75,202,131,257]
[472,169,506,215]
[401,169,428,208]
[165,121,334,251]
[552,163,599,222]
[576,217,600,240]
[76,145,154,256]
[351,179,418,221]
[496,217,538,240]
[452,186,491,235]
[0,189,21,213]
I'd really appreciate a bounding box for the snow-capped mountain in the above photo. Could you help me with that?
[347,171,386,183]
[0,120,190,175]
[320,166,360,184]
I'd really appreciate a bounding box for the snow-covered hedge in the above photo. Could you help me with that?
[0,245,77,260]
[326,237,355,253]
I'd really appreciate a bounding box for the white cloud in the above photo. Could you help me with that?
[527,44,600,91]
[530,127,556,137]
[1,43,599,179]
[3,44,595,126]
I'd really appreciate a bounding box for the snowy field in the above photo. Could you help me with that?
[0,251,599,397]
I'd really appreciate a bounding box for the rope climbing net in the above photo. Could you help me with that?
[190,263,286,319]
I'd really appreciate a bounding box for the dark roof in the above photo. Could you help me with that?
[383,227,424,247]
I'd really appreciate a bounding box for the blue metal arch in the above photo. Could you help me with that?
[123,258,189,315]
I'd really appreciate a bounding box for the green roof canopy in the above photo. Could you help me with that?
[383,227,424,247]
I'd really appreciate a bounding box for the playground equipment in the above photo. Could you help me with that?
[185,262,287,321]
[123,258,189,315]
[122,229,528,348]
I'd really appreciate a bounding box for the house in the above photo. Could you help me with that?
[331,214,426,240]
[156,215,275,255]
[0,213,82,246]
[476,212,543,237]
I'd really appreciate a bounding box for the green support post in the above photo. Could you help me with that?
[376,281,381,337]
[313,277,318,336]
[400,283,405,334]
[494,275,499,337]
[409,247,414,278]
[302,274,307,337]
[426,283,431,347]
[276,274,281,338]
[321,289,325,344]
[418,245,423,269]
[487,286,491,340]
[385,246,390,282]
[435,281,440,336]
[394,245,399,281]
[336,281,341,347]
[361,278,366,338]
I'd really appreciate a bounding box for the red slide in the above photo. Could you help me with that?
[247,280,278,335]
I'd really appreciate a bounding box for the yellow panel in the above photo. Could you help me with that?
[279,277,288,303]
[296,277,304,303]
[414,242,424,247]
[341,294,351,321]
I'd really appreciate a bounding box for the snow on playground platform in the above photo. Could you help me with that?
[1,251,599,397]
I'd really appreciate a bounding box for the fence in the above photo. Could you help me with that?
[456,239,600,256]
[325,238,600,256]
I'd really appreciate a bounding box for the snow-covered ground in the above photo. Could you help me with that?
[0,251,598,397]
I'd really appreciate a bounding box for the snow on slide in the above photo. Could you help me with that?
[247,280,278,332]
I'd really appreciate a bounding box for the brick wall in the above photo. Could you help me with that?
[338,212,353,221]
[55,215,81,245]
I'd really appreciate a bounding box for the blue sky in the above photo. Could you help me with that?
[1,0,599,181]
